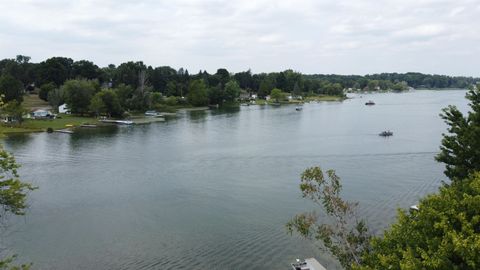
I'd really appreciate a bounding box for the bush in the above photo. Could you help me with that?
[165,96,178,106]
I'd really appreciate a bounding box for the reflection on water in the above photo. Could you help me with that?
[1,90,469,270]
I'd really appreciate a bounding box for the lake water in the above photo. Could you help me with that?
[1,90,469,269]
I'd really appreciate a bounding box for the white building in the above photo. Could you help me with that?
[58,104,70,114]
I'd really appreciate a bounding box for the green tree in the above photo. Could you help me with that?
[113,84,134,109]
[270,88,284,102]
[149,66,177,93]
[356,172,480,270]
[188,80,208,106]
[89,89,123,117]
[38,82,56,101]
[436,86,480,181]
[47,88,66,110]
[36,57,73,86]
[150,92,164,107]
[114,61,146,88]
[165,96,178,106]
[0,75,23,102]
[0,143,36,269]
[63,79,97,115]
[208,83,224,105]
[224,80,240,103]
[89,93,105,117]
[391,82,408,91]
[1,100,27,123]
[71,60,100,80]
[293,81,302,97]
[129,70,152,110]
[215,68,230,86]
[234,69,252,89]
[165,81,180,97]
[258,77,274,98]
[287,167,370,269]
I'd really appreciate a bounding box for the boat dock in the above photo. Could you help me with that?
[100,119,133,125]
[292,258,327,270]
[131,117,165,124]
[54,129,74,134]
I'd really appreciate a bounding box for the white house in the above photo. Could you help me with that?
[58,104,70,114]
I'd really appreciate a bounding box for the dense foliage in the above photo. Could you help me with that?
[356,172,480,270]
[1,55,477,117]
[436,86,480,181]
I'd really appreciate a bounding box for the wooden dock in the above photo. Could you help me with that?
[131,117,166,124]
[100,119,133,125]
[54,129,74,134]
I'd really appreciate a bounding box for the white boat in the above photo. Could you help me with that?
[295,106,303,111]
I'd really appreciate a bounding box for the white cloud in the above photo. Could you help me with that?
[0,0,478,76]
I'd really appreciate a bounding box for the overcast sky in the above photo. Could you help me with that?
[0,0,479,76]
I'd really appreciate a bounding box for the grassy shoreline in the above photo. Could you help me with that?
[0,114,101,134]
[254,95,345,105]
[1,95,344,135]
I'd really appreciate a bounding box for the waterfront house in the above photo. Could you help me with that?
[239,90,250,101]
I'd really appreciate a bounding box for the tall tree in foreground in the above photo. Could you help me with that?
[286,167,370,269]
[356,172,480,270]
[435,85,480,181]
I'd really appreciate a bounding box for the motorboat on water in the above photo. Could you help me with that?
[365,100,375,105]
[295,106,303,111]
[379,130,393,137]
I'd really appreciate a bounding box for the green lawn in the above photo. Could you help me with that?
[0,114,100,134]
[305,95,345,102]
[22,94,51,110]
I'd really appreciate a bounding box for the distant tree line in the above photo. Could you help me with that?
[0,55,477,116]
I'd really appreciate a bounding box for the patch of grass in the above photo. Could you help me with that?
[305,95,345,102]
[254,99,267,105]
[0,114,100,134]
[22,94,51,110]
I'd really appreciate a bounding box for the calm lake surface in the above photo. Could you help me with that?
[2,90,469,269]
